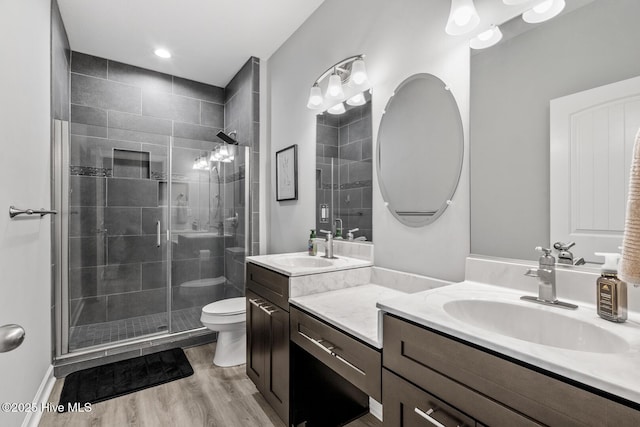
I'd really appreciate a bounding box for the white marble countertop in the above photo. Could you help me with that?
[246,252,372,277]
[377,281,640,405]
[290,284,407,348]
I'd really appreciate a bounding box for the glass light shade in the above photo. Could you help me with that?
[445,0,480,35]
[326,73,345,100]
[346,92,366,106]
[306,84,324,109]
[327,102,346,115]
[349,58,368,86]
[469,25,503,49]
[522,0,565,24]
[502,0,529,4]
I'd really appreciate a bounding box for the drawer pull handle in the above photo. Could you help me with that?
[249,298,265,307]
[298,331,366,375]
[298,331,334,355]
[260,305,278,315]
[334,353,366,376]
[414,407,447,427]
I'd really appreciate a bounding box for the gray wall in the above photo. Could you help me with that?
[69,51,228,328]
[470,0,640,260]
[268,0,471,281]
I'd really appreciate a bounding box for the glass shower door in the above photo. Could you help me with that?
[169,141,249,333]
[66,123,170,351]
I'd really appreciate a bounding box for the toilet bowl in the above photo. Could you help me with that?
[200,297,246,367]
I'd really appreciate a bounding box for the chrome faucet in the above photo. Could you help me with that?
[347,228,359,240]
[553,241,586,266]
[521,246,578,310]
[319,229,336,259]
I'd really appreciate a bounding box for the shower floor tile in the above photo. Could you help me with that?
[69,306,204,351]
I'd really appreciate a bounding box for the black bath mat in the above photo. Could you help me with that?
[58,348,193,411]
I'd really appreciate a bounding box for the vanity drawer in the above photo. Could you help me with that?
[383,368,475,427]
[290,306,381,401]
[383,314,640,427]
[246,262,289,310]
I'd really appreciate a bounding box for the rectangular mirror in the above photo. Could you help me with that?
[315,97,373,242]
[470,0,640,263]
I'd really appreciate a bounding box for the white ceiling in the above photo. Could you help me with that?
[57,0,325,87]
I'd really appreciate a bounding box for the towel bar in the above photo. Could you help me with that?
[9,206,58,218]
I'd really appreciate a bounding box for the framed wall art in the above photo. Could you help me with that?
[276,144,298,201]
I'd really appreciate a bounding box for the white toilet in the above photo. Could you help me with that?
[200,297,246,367]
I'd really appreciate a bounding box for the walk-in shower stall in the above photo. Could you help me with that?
[52,52,258,363]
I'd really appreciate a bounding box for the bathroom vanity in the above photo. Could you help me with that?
[245,247,378,426]
[381,313,638,426]
[246,253,640,426]
[378,257,640,427]
[245,245,453,426]
[246,262,291,424]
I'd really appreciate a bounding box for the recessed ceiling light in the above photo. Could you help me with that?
[154,48,171,59]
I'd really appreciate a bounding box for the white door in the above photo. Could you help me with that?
[0,1,54,426]
[550,75,640,262]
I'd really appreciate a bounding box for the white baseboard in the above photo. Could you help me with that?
[369,397,383,422]
[22,365,55,427]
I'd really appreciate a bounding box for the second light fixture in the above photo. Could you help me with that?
[306,55,370,114]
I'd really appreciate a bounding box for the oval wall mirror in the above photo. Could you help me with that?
[377,73,463,226]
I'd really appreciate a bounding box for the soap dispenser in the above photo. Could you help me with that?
[594,252,627,323]
[308,229,317,256]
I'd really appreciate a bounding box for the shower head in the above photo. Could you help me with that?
[217,130,238,145]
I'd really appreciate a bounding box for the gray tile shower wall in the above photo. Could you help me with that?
[223,57,260,294]
[315,101,373,241]
[337,101,372,241]
[68,51,233,327]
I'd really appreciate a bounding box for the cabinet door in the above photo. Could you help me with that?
[246,290,266,388]
[263,301,290,425]
[383,369,475,427]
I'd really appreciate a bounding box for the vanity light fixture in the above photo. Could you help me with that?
[307,84,323,109]
[522,0,565,24]
[154,48,172,59]
[445,0,480,36]
[326,70,345,100]
[349,57,368,87]
[305,55,369,113]
[346,92,366,106]
[327,102,346,115]
[470,25,503,49]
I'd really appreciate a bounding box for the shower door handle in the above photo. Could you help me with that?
[156,220,161,247]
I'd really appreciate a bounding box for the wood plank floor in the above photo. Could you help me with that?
[40,343,382,427]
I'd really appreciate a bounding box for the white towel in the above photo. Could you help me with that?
[619,128,640,285]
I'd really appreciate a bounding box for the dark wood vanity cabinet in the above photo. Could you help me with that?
[246,263,290,426]
[290,306,381,401]
[382,313,640,427]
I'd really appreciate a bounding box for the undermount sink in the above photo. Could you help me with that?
[443,299,630,354]
[271,256,336,268]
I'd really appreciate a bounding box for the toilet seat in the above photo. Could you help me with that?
[202,297,245,316]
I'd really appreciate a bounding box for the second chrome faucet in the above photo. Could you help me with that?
[521,247,578,310]
[319,229,337,259]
